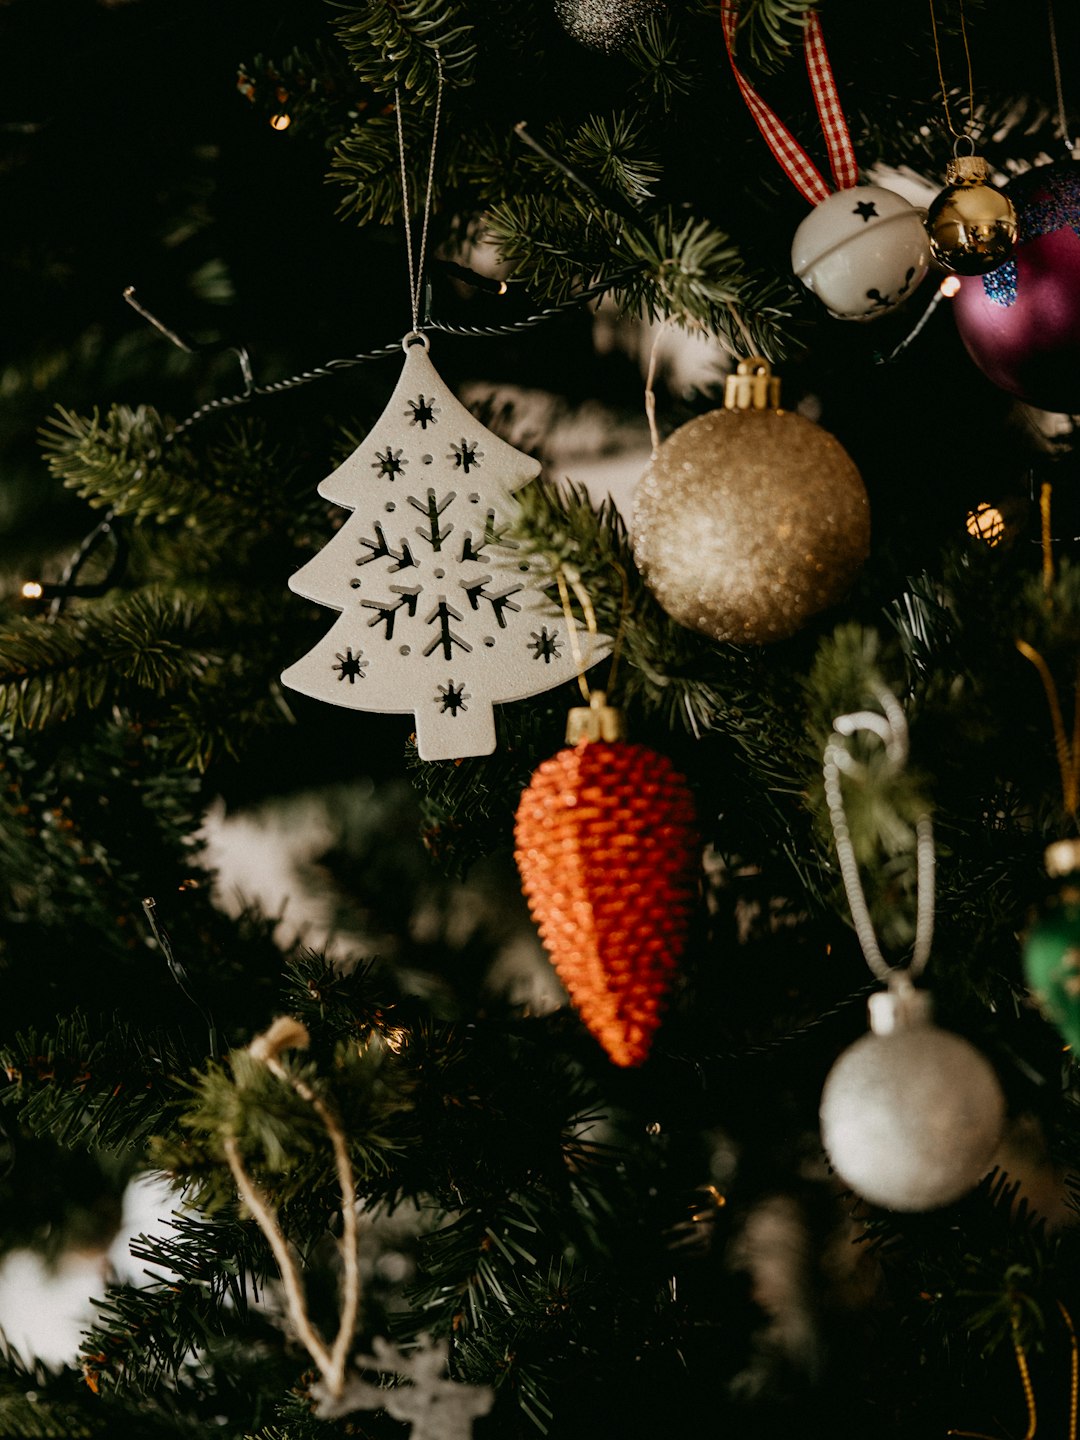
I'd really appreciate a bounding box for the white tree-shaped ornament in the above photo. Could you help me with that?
[282,337,602,759]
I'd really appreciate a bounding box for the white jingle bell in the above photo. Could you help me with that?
[819,984,1005,1211]
[791,185,929,320]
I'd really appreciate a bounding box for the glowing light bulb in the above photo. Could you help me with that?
[939,274,962,298]
[965,502,1006,545]
[20,581,43,599]
[270,113,292,131]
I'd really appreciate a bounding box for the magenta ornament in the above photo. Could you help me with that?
[951,162,1080,413]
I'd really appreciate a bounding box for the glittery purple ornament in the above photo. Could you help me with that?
[952,162,1080,412]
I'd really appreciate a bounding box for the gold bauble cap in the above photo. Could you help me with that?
[566,690,625,744]
[945,155,990,186]
[724,356,782,412]
[1045,838,1080,878]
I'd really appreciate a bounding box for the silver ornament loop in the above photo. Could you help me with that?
[823,689,934,984]
[394,53,445,335]
[401,332,430,353]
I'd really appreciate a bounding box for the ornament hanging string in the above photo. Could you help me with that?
[928,0,976,149]
[822,690,935,984]
[1048,0,1076,153]
[720,4,858,205]
[394,54,445,334]
[223,1019,361,1404]
[1014,640,1080,821]
[554,564,627,703]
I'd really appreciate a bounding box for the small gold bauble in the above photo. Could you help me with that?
[631,361,870,645]
[927,155,1018,276]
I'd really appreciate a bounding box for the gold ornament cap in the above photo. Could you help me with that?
[945,154,990,186]
[566,690,625,745]
[1045,838,1080,878]
[724,356,782,412]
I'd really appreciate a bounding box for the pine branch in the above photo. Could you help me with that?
[81,1279,250,1400]
[332,0,476,98]
[77,1211,300,1401]
[720,0,817,73]
[487,196,795,352]
[0,1356,104,1440]
[40,407,188,523]
[41,406,303,543]
[0,1012,192,1152]
[0,588,220,730]
[622,12,698,107]
[0,1389,98,1440]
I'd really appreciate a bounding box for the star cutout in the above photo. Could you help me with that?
[529,626,561,663]
[332,647,368,683]
[852,199,878,222]
[372,447,407,479]
[449,439,483,473]
[436,680,469,715]
[406,395,440,429]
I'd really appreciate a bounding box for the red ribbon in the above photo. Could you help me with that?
[721,5,859,207]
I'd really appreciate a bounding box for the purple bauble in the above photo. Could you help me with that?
[952,162,1080,412]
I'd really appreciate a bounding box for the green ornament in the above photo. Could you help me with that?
[1023,840,1080,1054]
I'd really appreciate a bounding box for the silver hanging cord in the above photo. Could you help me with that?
[822,689,935,985]
[1048,0,1075,154]
[394,54,445,333]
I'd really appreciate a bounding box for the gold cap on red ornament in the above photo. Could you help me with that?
[565,690,626,745]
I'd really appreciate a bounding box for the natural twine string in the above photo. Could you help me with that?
[225,1020,360,1402]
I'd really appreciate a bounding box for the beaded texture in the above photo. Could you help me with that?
[514,740,698,1067]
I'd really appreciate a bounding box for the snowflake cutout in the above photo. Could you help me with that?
[449,439,483,474]
[529,626,562,663]
[333,648,368,683]
[437,680,469,715]
[424,600,471,660]
[373,447,407,479]
[311,1335,495,1436]
[407,395,440,429]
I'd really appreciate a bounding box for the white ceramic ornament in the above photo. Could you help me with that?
[820,985,1004,1211]
[791,185,929,320]
[282,336,604,760]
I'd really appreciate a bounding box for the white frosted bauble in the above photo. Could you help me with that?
[820,1020,1004,1211]
[791,185,929,320]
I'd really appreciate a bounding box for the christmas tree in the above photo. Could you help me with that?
[3,1,1080,1436]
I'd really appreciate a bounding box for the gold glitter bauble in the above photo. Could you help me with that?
[927,155,1017,276]
[632,399,870,645]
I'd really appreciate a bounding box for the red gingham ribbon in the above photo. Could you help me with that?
[722,5,859,207]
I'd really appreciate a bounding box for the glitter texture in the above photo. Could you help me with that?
[980,167,1080,307]
[554,0,662,52]
[820,1021,1004,1211]
[514,740,697,1068]
[632,408,870,644]
[982,258,1018,306]
[953,162,1080,409]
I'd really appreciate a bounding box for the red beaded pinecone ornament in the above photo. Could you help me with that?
[514,693,699,1067]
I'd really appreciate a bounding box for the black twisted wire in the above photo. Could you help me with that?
[41,270,639,607]
[162,271,637,445]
